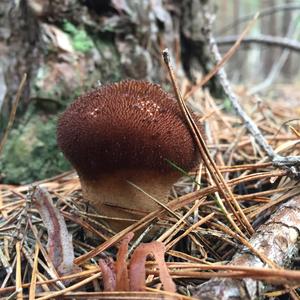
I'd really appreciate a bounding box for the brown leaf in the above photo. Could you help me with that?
[31,186,80,276]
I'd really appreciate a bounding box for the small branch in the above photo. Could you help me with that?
[272,155,300,167]
[216,35,300,52]
[218,3,300,34]
[201,12,300,174]
[192,195,300,300]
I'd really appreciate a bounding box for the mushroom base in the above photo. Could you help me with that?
[80,169,180,233]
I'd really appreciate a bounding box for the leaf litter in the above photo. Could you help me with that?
[0,83,300,299]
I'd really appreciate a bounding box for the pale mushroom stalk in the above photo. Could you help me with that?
[57,80,201,232]
[80,169,179,219]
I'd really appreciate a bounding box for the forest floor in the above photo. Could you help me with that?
[0,83,300,299]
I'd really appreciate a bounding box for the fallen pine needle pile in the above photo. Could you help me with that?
[0,87,300,300]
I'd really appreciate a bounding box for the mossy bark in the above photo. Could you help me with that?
[0,0,222,183]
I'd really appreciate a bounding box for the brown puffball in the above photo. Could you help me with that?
[57,80,201,232]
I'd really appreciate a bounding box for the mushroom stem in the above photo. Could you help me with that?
[80,169,180,232]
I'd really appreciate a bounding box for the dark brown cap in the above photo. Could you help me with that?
[57,80,200,179]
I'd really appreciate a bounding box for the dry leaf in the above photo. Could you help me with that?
[31,186,80,276]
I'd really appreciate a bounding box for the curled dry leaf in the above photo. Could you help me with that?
[31,186,80,276]
[115,232,134,291]
[99,232,133,292]
[129,241,176,293]
[99,232,176,294]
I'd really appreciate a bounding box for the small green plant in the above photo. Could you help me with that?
[223,97,233,112]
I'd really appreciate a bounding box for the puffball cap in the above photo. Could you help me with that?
[57,80,199,179]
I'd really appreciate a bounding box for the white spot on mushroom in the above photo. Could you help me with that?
[89,105,104,117]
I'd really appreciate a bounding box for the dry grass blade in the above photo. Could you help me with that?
[145,287,198,300]
[15,241,23,300]
[127,181,182,220]
[163,49,253,237]
[166,213,215,250]
[26,220,67,291]
[36,272,101,300]
[29,243,39,300]
[210,222,277,268]
[157,199,205,244]
[289,125,300,138]
[35,291,197,299]
[31,186,80,276]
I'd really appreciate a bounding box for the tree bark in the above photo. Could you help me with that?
[0,0,41,128]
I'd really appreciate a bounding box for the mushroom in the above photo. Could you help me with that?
[57,80,201,231]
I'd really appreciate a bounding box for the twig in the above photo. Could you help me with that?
[128,224,153,255]
[201,11,300,174]
[216,35,300,52]
[218,3,300,34]
[0,73,27,155]
[0,246,11,277]
[192,195,300,300]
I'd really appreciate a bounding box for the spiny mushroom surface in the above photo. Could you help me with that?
[57,80,201,231]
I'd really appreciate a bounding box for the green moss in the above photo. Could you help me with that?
[0,113,71,184]
[63,21,94,53]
